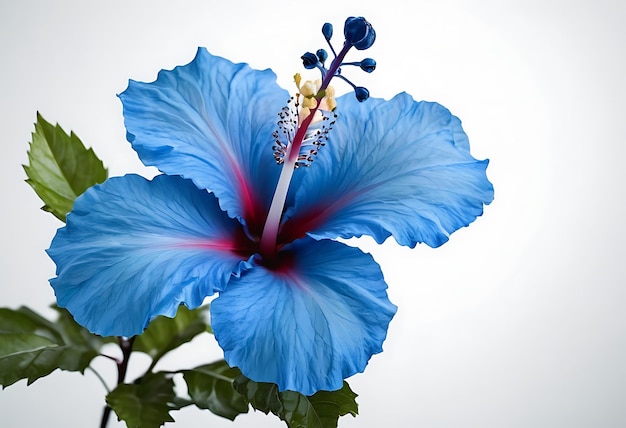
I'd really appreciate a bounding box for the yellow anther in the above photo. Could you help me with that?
[302,96,318,109]
[299,81,318,98]
[323,96,337,112]
[322,85,336,111]
[299,107,312,122]
[293,75,337,124]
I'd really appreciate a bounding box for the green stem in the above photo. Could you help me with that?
[87,366,110,393]
[144,350,164,375]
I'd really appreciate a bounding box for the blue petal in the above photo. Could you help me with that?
[210,238,397,395]
[283,93,494,248]
[119,48,289,235]
[47,174,251,337]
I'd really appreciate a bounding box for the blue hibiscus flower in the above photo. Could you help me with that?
[47,17,493,395]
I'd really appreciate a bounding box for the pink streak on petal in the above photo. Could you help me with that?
[230,156,259,228]
[259,250,310,292]
[202,112,263,234]
[171,239,238,251]
[279,191,358,244]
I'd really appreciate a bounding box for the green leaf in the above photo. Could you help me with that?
[0,307,63,343]
[183,360,249,420]
[107,372,177,428]
[23,112,107,221]
[134,305,210,362]
[0,306,106,387]
[50,305,115,349]
[233,376,358,428]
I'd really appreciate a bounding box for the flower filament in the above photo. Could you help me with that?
[260,18,376,258]
[272,77,336,168]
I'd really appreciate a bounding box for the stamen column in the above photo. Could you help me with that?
[259,44,351,258]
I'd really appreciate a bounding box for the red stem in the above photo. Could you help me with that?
[99,337,135,428]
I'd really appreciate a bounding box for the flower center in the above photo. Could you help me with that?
[259,17,376,259]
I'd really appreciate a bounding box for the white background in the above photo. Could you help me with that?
[1,0,624,427]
